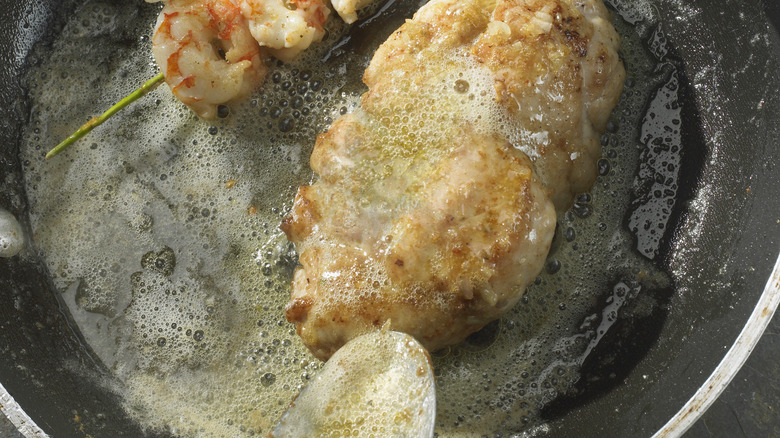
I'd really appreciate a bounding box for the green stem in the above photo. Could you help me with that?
[46,73,166,160]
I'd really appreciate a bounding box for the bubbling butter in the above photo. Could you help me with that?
[18,0,677,436]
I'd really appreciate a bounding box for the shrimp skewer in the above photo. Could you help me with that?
[147,0,347,117]
[45,74,166,160]
[47,0,380,158]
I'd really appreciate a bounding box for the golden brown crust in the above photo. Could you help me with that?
[285,127,556,361]
[280,185,320,242]
[283,0,625,361]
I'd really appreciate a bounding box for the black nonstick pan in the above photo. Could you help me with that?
[0,0,778,436]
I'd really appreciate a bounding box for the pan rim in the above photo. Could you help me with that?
[651,252,780,437]
[0,381,48,438]
[2,0,778,435]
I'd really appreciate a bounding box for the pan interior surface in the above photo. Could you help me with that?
[1,0,778,437]
[543,0,780,435]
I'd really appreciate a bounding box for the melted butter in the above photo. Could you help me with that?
[21,1,358,435]
[18,0,674,436]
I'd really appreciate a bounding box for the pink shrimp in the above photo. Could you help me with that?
[148,0,381,117]
[149,0,267,119]
[239,0,330,61]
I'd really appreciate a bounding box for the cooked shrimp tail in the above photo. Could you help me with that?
[240,0,330,61]
[330,0,375,24]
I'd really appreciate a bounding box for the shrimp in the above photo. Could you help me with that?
[147,0,379,118]
[330,0,376,24]
[239,0,330,61]
[148,0,267,119]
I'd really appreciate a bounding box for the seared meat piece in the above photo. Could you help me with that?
[284,123,556,360]
[282,0,625,361]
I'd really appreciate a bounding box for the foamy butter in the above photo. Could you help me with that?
[18,0,673,436]
[20,1,359,435]
[0,209,24,258]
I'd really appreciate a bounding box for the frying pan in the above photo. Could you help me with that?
[0,0,778,436]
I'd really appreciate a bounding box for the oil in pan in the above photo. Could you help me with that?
[18,0,698,435]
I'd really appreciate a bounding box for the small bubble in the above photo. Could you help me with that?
[208,126,218,135]
[575,193,592,204]
[572,202,592,219]
[260,373,276,387]
[142,247,176,276]
[454,79,469,93]
[278,118,294,132]
[193,330,204,341]
[597,159,611,176]
[157,337,166,347]
[564,227,576,242]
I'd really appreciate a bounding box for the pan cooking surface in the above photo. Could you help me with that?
[16,0,715,435]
